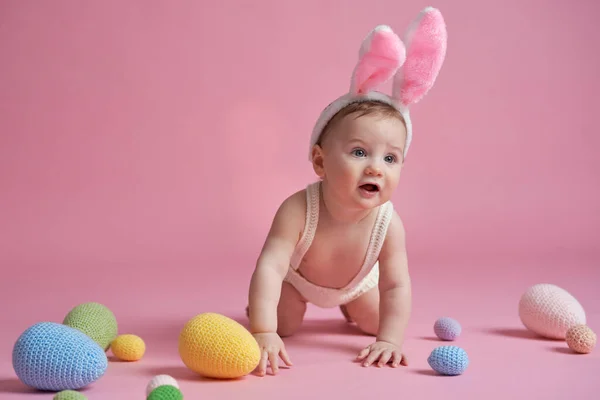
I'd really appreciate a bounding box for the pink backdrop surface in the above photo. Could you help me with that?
[1,0,599,399]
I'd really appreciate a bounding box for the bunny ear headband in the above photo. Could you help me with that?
[309,6,447,161]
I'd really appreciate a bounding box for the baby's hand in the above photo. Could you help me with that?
[252,332,292,376]
[356,341,408,368]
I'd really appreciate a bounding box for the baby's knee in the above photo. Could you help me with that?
[277,308,305,337]
[356,318,379,336]
[277,322,300,338]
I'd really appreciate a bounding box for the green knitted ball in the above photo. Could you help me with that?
[147,385,184,400]
[53,390,88,400]
[63,302,118,351]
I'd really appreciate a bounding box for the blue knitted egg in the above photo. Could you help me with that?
[427,346,469,376]
[433,317,461,341]
[12,322,108,391]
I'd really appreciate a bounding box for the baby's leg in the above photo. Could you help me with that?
[341,287,380,336]
[247,281,307,338]
[276,281,307,337]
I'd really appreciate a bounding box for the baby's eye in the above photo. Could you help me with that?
[352,148,366,157]
[384,155,397,164]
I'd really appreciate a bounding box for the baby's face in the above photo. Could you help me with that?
[314,113,407,209]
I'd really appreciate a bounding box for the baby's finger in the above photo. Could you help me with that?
[269,351,279,375]
[377,350,392,367]
[391,351,402,367]
[279,346,293,367]
[257,350,268,376]
[356,347,370,361]
[363,349,382,367]
[400,353,409,366]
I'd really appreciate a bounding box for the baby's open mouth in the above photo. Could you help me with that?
[360,184,379,192]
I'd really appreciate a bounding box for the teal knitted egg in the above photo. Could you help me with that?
[63,302,118,351]
[147,385,184,400]
[54,390,88,399]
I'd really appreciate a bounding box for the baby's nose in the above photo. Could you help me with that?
[365,165,383,176]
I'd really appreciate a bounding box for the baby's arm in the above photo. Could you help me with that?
[248,191,304,332]
[377,211,412,355]
[247,190,305,375]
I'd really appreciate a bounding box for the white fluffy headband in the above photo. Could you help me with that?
[309,6,448,161]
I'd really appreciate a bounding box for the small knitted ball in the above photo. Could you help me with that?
[433,317,461,341]
[179,313,260,379]
[53,390,88,400]
[518,283,586,339]
[63,302,118,351]
[566,325,596,354]
[111,334,146,361]
[427,346,469,376]
[147,385,184,400]
[146,375,180,397]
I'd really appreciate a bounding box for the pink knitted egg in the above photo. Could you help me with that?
[433,317,461,341]
[566,325,596,354]
[518,284,586,339]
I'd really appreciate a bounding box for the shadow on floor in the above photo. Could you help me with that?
[137,365,249,383]
[549,346,575,354]
[230,314,365,337]
[231,314,368,357]
[0,378,40,395]
[411,369,450,377]
[417,335,442,341]
[481,327,561,341]
[0,377,94,395]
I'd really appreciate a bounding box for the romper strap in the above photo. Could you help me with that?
[290,181,320,270]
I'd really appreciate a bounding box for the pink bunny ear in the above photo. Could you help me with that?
[350,25,406,95]
[393,7,447,107]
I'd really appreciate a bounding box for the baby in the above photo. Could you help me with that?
[246,7,447,376]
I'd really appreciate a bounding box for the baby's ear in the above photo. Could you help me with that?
[392,7,447,107]
[350,25,406,95]
[311,145,326,178]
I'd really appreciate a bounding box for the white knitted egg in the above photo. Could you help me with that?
[518,283,586,339]
[145,374,179,397]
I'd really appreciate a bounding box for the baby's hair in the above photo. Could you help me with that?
[315,100,406,147]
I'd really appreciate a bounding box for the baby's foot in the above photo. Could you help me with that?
[340,305,354,323]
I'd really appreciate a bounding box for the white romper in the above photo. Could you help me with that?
[284,181,394,308]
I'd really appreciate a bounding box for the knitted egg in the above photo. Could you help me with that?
[146,375,180,397]
[111,334,146,361]
[147,385,184,400]
[12,322,108,391]
[427,346,469,376]
[434,317,461,341]
[179,312,261,379]
[565,325,596,354]
[53,390,88,400]
[63,302,118,351]
[518,284,586,339]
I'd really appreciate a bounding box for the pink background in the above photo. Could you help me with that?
[1,0,599,399]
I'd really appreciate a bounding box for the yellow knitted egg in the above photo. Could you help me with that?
[178,313,260,379]
[566,325,596,354]
[110,334,146,361]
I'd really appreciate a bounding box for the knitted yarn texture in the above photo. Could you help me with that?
[146,375,180,397]
[53,390,88,400]
[63,302,118,351]
[433,317,461,341]
[427,346,469,375]
[518,283,586,339]
[566,325,596,354]
[111,334,146,361]
[179,313,260,379]
[12,322,107,391]
[147,385,184,400]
